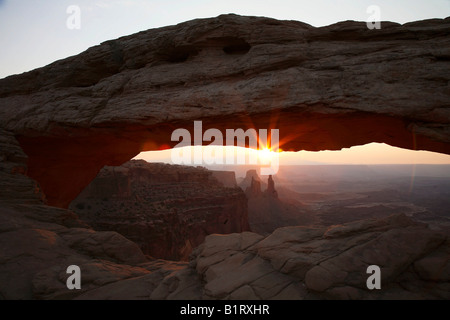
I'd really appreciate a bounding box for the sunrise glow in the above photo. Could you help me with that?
[135,142,450,165]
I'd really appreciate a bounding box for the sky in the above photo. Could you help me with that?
[1,0,449,79]
[1,0,449,165]
[135,143,450,166]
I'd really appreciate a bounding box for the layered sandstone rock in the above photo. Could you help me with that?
[189,213,448,300]
[69,160,249,260]
[0,14,449,207]
[29,213,450,300]
[244,176,263,198]
[0,14,449,300]
[265,175,278,199]
[244,170,315,234]
[0,202,148,299]
[211,170,237,188]
[240,169,265,192]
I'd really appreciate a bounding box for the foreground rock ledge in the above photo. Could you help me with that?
[0,14,449,207]
[21,211,450,300]
[4,208,445,300]
[0,189,448,299]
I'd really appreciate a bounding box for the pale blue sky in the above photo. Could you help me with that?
[0,0,449,79]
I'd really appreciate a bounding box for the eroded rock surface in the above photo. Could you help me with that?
[69,160,249,260]
[18,213,448,300]
[1,175,448,300]
[0,14,449,300]
[188,213,449,300]
[0,202,146,299]
[244,170,316,235]
[0,15,449,207]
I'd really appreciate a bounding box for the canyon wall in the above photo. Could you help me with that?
[70,160,249,260]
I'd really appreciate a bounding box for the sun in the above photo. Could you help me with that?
[258,147,274,164]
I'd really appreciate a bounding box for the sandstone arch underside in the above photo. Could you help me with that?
[0,14,449,208]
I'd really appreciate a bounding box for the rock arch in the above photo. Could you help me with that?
[1,14,449,207]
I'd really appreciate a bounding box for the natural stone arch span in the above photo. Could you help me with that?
[1,14,449,208]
